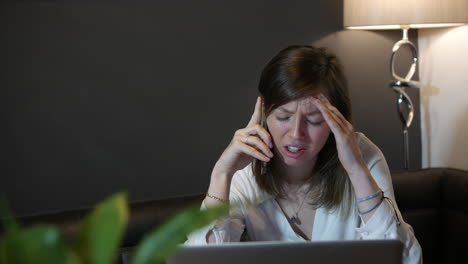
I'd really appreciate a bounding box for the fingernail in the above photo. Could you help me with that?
[268,151,274,157]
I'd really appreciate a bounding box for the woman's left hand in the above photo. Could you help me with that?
[313,94,367,177]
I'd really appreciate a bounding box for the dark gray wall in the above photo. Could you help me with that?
[1,0,420,217]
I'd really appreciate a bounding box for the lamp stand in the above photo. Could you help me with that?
[389,28,419,170]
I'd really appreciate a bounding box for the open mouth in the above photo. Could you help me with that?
[286,146,303,153]
[283,145,306,158]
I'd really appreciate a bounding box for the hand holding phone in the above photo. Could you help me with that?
[212,97,274,179]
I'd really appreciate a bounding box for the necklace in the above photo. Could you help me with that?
[286,184,312,225]
[290,194,307,224]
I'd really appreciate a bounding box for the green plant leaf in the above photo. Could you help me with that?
[66,248,83,264]
[0,224,69,264]
[73,192,129,264]
[1,197,70,264]
[131,203,229,264]
[0,196,19,234]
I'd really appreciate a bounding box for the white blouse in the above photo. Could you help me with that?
[185,133,422,264]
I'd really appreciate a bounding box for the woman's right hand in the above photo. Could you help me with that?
[212,97,274,179]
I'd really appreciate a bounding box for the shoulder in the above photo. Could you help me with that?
[355,132,386,170]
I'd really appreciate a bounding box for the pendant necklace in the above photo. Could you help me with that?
[290,195,306,224]
[288,186,312,225]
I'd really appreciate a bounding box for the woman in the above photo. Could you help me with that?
[186,45,422,263]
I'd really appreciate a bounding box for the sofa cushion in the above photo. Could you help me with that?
[441,169,468,264]
[392,168,445,264]
[393,168,468,264]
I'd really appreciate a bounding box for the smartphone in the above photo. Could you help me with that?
[260,98,268,175]
[260,98,266,128]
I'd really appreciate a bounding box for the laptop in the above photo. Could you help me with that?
[121,239,403,264]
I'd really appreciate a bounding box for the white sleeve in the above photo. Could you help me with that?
[184,168,252,245]
[354,136,423,264]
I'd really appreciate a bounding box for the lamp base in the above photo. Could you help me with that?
[389,28,419,170]
[390,80,420,89]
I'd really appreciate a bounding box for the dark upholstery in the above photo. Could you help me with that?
[0,194,205,248]
[392,168,468,264]
[2,168,467,264]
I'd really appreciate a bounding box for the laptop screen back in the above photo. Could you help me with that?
[164,240,403,264]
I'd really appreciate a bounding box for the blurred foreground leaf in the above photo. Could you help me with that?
[0,193,226,264]
[0,197,18,234]
[73,192,129,264]
[0,225,70,264]
[131,204,229,264]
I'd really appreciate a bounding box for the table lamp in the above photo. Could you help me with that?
[343,0,468,170]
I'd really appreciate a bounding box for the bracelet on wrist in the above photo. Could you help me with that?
[206,193,228,203]
[356,189,383,203]
[358,196,384,215]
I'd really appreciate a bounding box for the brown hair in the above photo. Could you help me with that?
[252,45,354,214]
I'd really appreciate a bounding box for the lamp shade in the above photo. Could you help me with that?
[344,0,468,30]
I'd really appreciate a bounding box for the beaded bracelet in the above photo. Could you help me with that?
[356,189,383,203]
[358,196,384,215]
[206,193,228,203]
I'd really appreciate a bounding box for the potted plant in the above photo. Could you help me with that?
[0,192,228,264]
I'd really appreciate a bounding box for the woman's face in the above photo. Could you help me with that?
[266,96,331,168]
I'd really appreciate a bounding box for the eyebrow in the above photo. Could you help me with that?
[278,107,321,116]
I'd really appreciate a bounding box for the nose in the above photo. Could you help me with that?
[288,115,306,140]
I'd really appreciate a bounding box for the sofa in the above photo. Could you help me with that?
[392,168,468,264]
[2,168,467,264]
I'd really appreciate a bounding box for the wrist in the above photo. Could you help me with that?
[206,165,233,205]
[346,163,371,181]
[210,171,232,188]
[347,165,380,197]
[212,161,235,181]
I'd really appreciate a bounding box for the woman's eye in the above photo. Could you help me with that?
[275,116,289,121]
[307,120,323,126]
